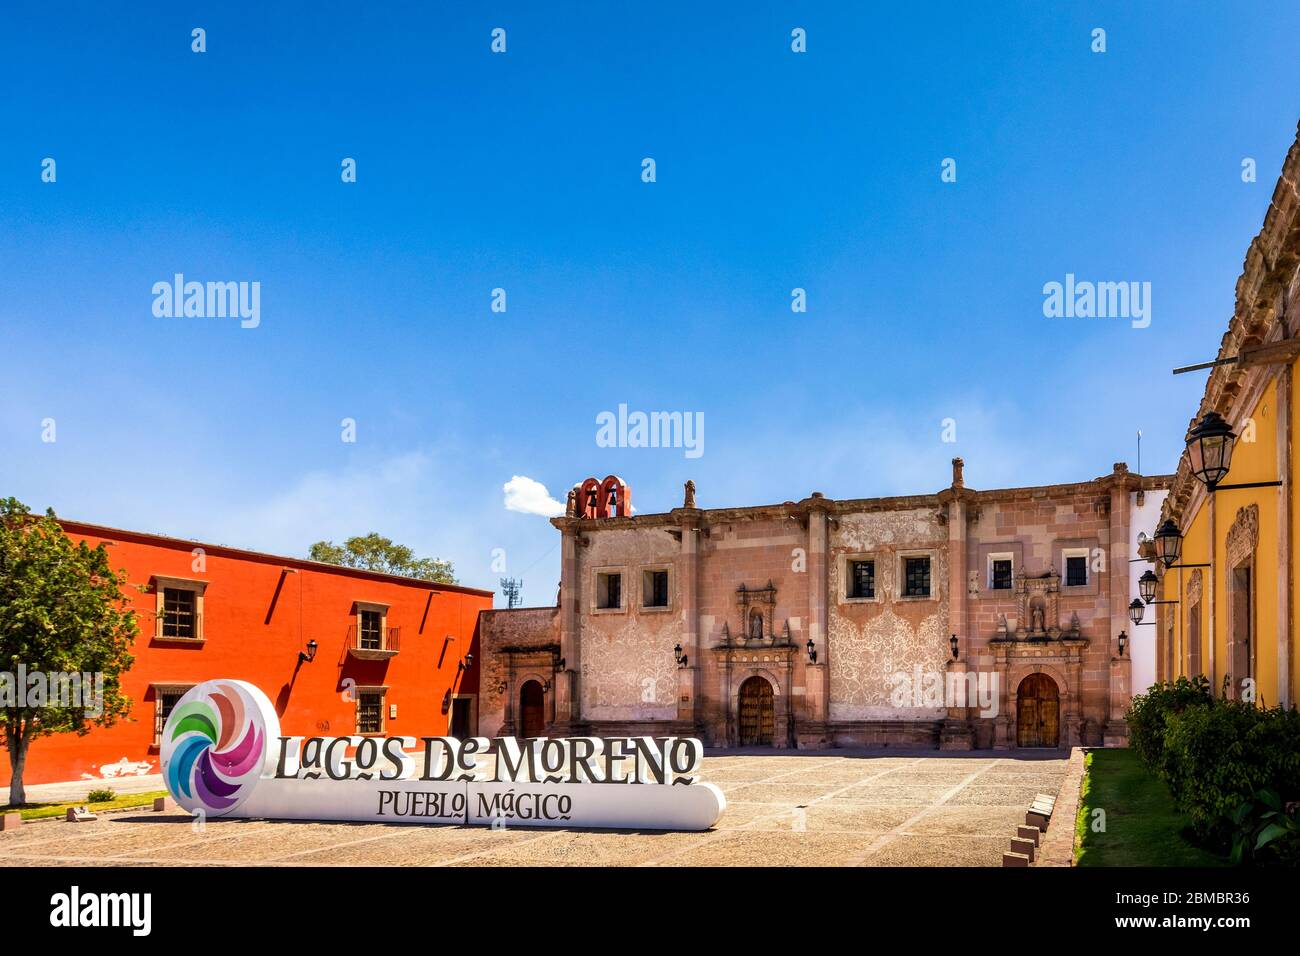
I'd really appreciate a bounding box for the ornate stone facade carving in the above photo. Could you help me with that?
[1226,503,1259,569]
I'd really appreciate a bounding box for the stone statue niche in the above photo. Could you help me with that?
[1029,596,1047,636]
[1013,569,1062,640]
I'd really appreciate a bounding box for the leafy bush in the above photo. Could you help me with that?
[1162,701,1300,848]
[86,788,115,803]
[1125,675,1212,775]
[1230,789,1300,866]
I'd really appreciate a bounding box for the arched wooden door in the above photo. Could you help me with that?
[519,680,545,738]
[738,676,774,746]
[1016,673,1060,748]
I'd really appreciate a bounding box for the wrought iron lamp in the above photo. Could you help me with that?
[298,639,318,664]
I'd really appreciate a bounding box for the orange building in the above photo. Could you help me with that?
[2,521,490,786]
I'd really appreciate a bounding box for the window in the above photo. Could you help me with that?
[153,576,208,641]
[359,609,382,649]
[1065,555,1088,587]
[642,569,669,608]
[990,558,1013,591]
[357,689,384,734]
[848,559,875,599]
[153,685,194,745]
[597,572,622,609]
[161,587,197,639]
[904,556,931,597]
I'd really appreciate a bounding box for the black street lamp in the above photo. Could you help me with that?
[805,638,817,663]
[1117,631,1127,657]
[1128,599,1149,627]
[1150,519,1210,571]
[298,639,318,665]
[1138,569,1158,604]
[674,643,688,668]
[1184,411,1281,493]
[949,634,959,660]
[1154,518,1182,569]
[1186,411,1236,490]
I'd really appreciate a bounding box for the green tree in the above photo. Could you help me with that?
[309,533,456,583]
[0,498,138,805]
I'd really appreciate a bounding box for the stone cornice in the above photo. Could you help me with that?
[547,470,1174,532]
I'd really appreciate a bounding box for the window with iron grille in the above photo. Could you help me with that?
[359,609,382,649]
[597,572,622,609]
[848,559,875,599]
[357,690,383,733]
[643,569,669,608]
[991,558,1013,591]
[161,587,197,639]
[1065,555,1088,587]
[154,687,191,744]
[904,557,931,597]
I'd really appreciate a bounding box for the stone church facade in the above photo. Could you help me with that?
[479,460,1171,750]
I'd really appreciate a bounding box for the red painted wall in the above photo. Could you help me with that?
[1,522,490,786]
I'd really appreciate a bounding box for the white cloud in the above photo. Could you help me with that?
[503,475,565,517]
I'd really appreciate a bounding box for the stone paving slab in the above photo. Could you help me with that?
[0,752,1070,867]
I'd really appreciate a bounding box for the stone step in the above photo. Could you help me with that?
[1009,837,1036,861]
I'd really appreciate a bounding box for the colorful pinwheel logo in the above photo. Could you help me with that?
[161,680,276,815]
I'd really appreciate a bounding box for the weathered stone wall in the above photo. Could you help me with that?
[578,527,680,721]
[827,507,949,719]
[477,606,559,737]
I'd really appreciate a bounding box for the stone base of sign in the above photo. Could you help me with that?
[0,812,20,831]
[153,796,175,812]
[200,776,727,832]
[65,806,96,822]
[1002,851,1030,867]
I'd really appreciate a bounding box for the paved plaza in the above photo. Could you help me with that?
[0,751,1069,867]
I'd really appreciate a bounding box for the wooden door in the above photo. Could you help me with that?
[738,677,774,746]
[519,681,545,738]
[1016,673,1059,747]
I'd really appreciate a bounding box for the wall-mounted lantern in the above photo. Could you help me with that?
[673,643,688,668]
[298,639,318,665]
[949,634,959,660]
[805,638,817,664]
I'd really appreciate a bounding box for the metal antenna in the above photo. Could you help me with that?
[1137,429,1142,476]
[500,577,522,609]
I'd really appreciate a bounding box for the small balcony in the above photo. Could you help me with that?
[346,624,400,660]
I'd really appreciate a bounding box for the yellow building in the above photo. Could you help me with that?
[1150,123,1300,709]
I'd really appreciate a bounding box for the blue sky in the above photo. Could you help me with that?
[2,3,1299,606]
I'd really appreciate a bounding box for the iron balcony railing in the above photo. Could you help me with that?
[346,624,400,655]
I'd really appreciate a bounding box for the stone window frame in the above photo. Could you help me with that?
[353,600,391,650]
[1186,568,1203,677]
[896,549,938,602]
[1225,504,1259,695]
[591,565,629,615]
[837,551,882,605]
[987,551,1015,591]
[1060,547,1091,588]
[637,564,674,613]
[355,684,389,735]
[152,575,208,643]
[151,681,196,748]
